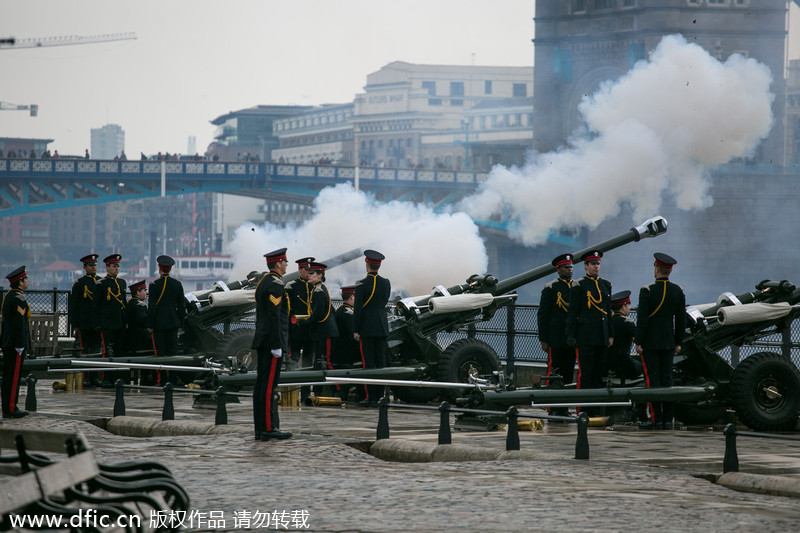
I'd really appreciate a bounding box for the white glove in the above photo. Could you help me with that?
[15,348,24,356]
[270,348,282,358]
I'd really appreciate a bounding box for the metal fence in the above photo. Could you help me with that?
[6,289,800,368]
[0,288,72,337]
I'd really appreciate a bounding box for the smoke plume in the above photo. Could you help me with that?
[460,34,774,245]
[228,183,487,295]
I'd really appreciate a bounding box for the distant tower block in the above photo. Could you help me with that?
[188,136,197,156]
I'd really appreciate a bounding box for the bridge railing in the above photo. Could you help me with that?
[0,157,489,186]
[0,158,261,179]
[269,163,488,186]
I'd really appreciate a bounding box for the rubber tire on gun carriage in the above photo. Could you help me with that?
[435,338,502,403]
[215,329,257,371]
[391,368,440,404]
[730,351,800,432]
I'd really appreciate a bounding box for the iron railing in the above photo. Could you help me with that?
[9,289,800,367]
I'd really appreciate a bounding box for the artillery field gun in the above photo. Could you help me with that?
[378,216,669,403]
[452,279,800,432]
[47,211,799,433]
[214,216,669,395]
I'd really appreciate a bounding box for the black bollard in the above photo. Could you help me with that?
[162,383,175,421]
[215,386,228,425]
[438,401,452,445]
[505,406,520,451]
[575,412,590,460]
[723,423,739,473]
[113,379,126,417]
[25,374,37,412]
[376,396,390,440]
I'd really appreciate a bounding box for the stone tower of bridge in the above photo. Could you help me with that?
[533,0,787,165]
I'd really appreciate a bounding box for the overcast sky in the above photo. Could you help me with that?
[1,0,798,158]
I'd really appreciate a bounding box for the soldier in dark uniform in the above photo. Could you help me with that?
[147,255,185,357]
[333,285,359,367]
[285,257,314,370]
[353,249,391,406]
[93,254,128,362]
[538,253,577,416]
[636,253,686,430]
[333,285,359,401]
[126,280,151,355]
[608,290,642,381]
[1,266,31,418]
[251,248,291,441]
[69,254,101,355]
[304,262,339,400]
[126,279,157,385]
[305,262,339,370]
[566,250,614,416]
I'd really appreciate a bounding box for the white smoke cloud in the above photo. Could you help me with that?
[227,183,487,295]
[460,34,774,246]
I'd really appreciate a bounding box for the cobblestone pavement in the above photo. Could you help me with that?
[3,382,800,532]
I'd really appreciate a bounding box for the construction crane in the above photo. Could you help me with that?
[0,32,136,117]
[0,102,38,116]
[0,31,136,50]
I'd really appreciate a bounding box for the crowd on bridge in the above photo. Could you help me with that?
[1,147,493,172]
[0,148,61,159]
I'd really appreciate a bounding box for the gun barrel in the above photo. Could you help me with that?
[492,216,668,296]
[404,217,667,311]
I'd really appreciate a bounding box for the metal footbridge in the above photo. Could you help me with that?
[0,158,489,218]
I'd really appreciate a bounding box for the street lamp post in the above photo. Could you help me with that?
[461,119,471,171]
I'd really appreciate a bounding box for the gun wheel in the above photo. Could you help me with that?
[436,338,501,402]
[215,329,257,372]
[731,351,800,431]
[392,372,440,404]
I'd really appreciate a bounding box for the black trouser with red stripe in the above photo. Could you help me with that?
[547,346,577,415]
[153,328,178,356]
[548,346,577,386]
[314,338,340,397]
[642,348,675,425]
[360,337,387,402]
[152,328,179,385]
[76,329,102,355]
[1,346,24,416]
[576,344,608,417]
[76,329,102,384]
[253,349,282,437]
[101,328,126,384]
[290,339,313,368]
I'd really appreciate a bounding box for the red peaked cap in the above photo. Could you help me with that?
[654,253,677,270]
[611,290,631,306]
[157,255,175,272]
[5,266,27,283]
[581,250,603,263]
[307,262,327,272]
[295,257,315,269]
[80,253,99,265]
[551,253,573,268]
[264,248,287,262]
[364,249,385,264]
